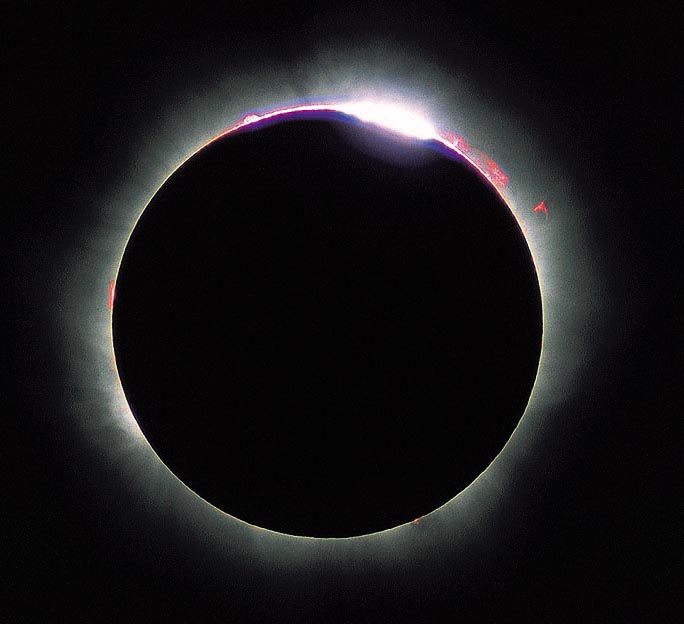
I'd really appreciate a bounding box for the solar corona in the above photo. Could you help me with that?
[56,39,605,547]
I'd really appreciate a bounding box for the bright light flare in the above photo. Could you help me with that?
[337,100,436,139]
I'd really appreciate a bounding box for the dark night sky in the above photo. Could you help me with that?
[4,3,680,622]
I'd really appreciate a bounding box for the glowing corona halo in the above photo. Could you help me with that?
[62,51,603,547]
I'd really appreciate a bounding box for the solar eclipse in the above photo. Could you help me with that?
[111,106,543,536]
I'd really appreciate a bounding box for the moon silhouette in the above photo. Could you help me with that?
[112,113,542,536]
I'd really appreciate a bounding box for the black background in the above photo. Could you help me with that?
[4,3,680,622]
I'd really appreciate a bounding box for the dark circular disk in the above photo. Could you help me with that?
[112,115,542,537]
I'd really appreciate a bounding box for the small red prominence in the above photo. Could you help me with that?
[108,280,116,310]
[412,515,425,526]
[533,201,549,218]
[484,157,509,188]
[440,131,471,155]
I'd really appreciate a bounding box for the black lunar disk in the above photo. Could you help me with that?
[113,115,542,537]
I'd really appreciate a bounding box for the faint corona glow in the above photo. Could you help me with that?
[59,47,605,546]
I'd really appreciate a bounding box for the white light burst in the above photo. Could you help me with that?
[337,100,436,139]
